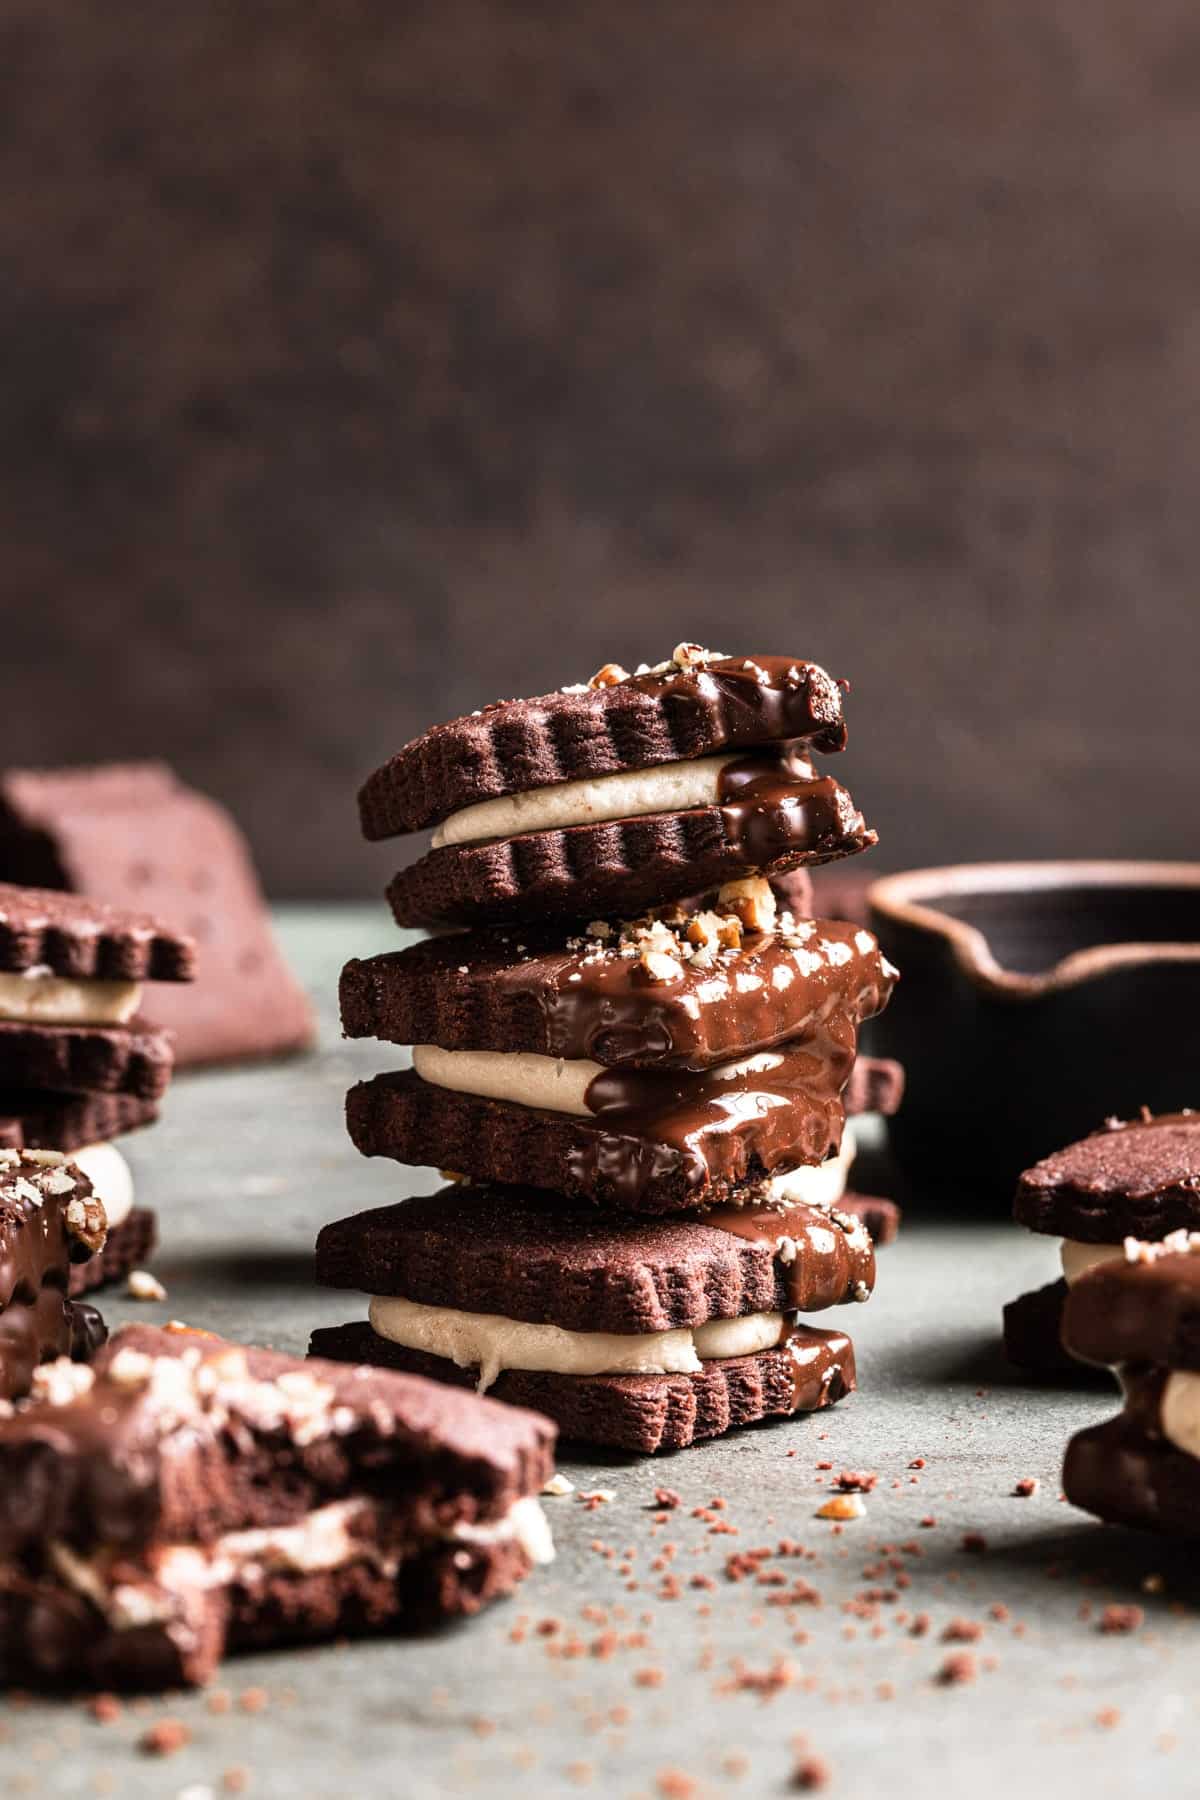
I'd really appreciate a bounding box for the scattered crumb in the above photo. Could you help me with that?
[791,1754,832,1790]
[238,1687,269,1714]
[961,1532,988,1554]
[542,1473,575,1497]
[86,1695,121,1724]
[908,1458,926,1470]
[834,1470,878,1493]
[1096,1706,1122,1730]
[138,1719,190,1756]
[936,1652,978,1686]
[1099,1604,1144,1635]
[1013,1478,1039,1498]
[657,1770,697,1798]
[817,1495,865,1522]
[653,1488,682,1510]
[126,1269,166,1302]
[941,1618,983,1643]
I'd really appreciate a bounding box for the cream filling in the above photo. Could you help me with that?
[368,1293,786,1392]
[0,969,141,1026]
[44,1492,554,1630]
[70,1142,133,1230]
[766,1124,856,1210]
[1059,1238,1124,1287]
[1158,1372,1200,1461]
[431,754,737,848]
[412,1042,790,1119]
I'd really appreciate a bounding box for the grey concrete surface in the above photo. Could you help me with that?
[2,906,1196,1799]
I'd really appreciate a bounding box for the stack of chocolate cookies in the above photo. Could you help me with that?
[314,647,898,1453]
[1004,1111,1200,1378]
[0,883,194,1294]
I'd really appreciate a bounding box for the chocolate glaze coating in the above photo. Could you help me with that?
[1061,1249,1200,1372]
[1014,1112,1200,1241]
[359,654,850,839]
[0,881,194,982]
[346,1028,858,1214]
[341,915,894,1072]
[310,1321,856,1454]
[315,1184,874,1333]
[385,785,875,931]
[0,1019,175,1101]
[0,1150,106,1401]
[1063,1413,1200,1537]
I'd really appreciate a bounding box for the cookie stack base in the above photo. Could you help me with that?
[310,1320,855,1455]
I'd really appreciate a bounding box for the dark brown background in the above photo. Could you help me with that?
[2,1,1197,896]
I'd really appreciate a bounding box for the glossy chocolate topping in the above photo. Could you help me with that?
[619,656,848,754]
[1062,1242,1200,1373]
[703,1197,874,1312]
[714,746,865,868]
[572,1014,859,1209]
[0,1152,107,1401]
[344,915,896,1072]
[782,1322,856,1411]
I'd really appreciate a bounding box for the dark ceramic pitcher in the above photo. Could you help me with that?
[867,862,1200,1208]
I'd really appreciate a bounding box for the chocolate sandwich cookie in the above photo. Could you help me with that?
[359,648,873,929]
[385,757,874,930]
[0,1323,556,1687]
[312,1183,868,1452]
[0,881,194,983]
[360,648,851,840]
[1061,1237,1200,1534]
[341,910,895,1072]
[1004,1112,1200,1377]
[0,1149,107,1400]
[0,1091,159,1154]
[0,764,314,1066]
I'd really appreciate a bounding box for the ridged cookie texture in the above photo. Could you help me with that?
[315,1187,874,1333]
[385,800,875,931]
[0,1020,175,1101]
[358,654,850,839]
[0,1091,160,1153]
[308,1322,856,1455]
[0,882,194,982]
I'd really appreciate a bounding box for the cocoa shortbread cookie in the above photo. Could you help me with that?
[0,881,194,983]
[0,1091,159,1154]
[1005,1112,1200,1379]
[0,765,314,1066]
[1063,1236,1200,1534]
[0,1149,108,1400]
[312,1183,868,1452]
[311,1324,855,1456]
[0,1323,557,1687]
[0,1018,174,1101]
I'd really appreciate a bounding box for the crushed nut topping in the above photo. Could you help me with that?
[718,876,777,935]
[31,1360,96,1406]
[587,662,631,689]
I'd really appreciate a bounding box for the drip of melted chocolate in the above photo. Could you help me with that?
[701,1198,875,1311]
[0,1191,86,1401]
[782,1322,855,1411]
[539,915,894,1069]
[714,745,863,866]
[570,1012,858,1209]
[622,655,848,756]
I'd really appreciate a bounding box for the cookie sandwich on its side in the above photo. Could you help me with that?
[0,1323,556,1688]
